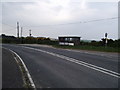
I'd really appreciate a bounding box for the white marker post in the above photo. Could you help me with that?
[105,33,108,47]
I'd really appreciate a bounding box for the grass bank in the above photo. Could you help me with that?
[52,45,120,53]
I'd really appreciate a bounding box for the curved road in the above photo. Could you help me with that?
[3,44,119,88]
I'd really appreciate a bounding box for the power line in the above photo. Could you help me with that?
[2,28,16,32]
[2,17,118,29]
[2,23,16,28]
[83,17,118,23]
[1,16,118,32]
[23,17,119,27]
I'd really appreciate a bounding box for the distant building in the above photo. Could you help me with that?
[58,36,81,46]
[50,38,58,41]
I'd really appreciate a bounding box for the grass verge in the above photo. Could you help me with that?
[52,45,120,53]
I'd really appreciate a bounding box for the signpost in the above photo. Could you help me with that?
[105,33,108,47]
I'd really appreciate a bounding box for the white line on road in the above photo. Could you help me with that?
[23,46,120,78]
[7,48,36,89]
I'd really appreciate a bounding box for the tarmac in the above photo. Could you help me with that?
[2,48,24,89]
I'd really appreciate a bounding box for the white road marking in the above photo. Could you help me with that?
[5,48,36,89]
[23,46,120,78]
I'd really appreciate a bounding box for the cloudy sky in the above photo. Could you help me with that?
[1,0,119,40]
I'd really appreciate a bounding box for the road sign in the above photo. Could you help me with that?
[105,33,108,38]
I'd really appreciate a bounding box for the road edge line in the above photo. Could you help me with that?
[7,48,36,89]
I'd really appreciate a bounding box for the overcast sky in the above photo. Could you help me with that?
[1,0,119,40]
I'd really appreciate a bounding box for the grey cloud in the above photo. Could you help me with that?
[1,1,118,40]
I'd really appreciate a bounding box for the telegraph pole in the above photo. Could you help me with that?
[29,29,32,37]
[21,27,23,44]
[21,27,23,38]
[17,22,19,38]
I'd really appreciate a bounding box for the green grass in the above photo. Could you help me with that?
[52,45,120,53]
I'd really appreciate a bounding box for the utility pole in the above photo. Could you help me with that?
[29,29,32,37]
[17,22,19,38]
[21,27,23,44]
[21,27,23,38]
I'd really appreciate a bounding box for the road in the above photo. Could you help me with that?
[2,47,24,88]
[2,44,119,88]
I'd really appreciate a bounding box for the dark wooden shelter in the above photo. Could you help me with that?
[58,36,81,46]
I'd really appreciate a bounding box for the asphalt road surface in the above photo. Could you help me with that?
[2,47,23,88]
[2,44,119,88]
